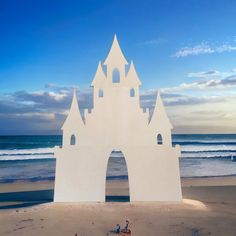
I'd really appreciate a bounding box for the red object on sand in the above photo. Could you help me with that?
[119,229,131,235]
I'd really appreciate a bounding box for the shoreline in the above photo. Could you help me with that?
[1,175,236,194]
[0,175,235,208]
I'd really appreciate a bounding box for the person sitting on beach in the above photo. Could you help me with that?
[114,224,121,234]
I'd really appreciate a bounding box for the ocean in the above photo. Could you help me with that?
[0,134,236,183]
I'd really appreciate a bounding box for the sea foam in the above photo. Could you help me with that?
[0,148,54,161]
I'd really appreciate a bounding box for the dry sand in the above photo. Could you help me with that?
[0,176,236,236]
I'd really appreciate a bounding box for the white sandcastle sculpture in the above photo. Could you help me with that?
[54,35,182,202]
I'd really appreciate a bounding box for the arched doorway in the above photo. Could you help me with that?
[105,150,130,202]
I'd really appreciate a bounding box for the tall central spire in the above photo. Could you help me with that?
[104,34,128,66]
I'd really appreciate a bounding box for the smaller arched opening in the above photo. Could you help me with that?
[70,134,76,145]
[112,68,120,83]
[130,88,135,97]
[98,89,104,98]
[157,134,163,145]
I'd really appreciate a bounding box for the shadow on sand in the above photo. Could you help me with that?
[0,190,130,209]
[0,189,53,209]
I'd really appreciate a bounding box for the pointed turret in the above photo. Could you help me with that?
[126,61,142,86]
[62,89,84,130]
[104,35,128,82]
[104,34,128,66]
[91,61,106,87]
[149,91,172,129]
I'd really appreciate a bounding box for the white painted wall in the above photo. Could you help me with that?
[54,35,182,202]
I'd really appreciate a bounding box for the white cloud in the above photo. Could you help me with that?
[223,112,234,119]
[164,69,236,92]
[173,42,236,58]
[14,112,56,121]
[215,44,236,53]
[173,43,214,58]
[47,91,68,101]
[164,78,236,92]
[140,89,227,107]
[188,70,222,79]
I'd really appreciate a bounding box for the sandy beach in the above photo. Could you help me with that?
[0,176,236,236]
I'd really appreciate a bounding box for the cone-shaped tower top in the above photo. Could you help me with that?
[104,34,128,66]
[62,89,84,130]
[126,61,142,86]
[91,61,106,87]
[149,91,172,129]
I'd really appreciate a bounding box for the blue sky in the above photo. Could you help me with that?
[0,0,236,134]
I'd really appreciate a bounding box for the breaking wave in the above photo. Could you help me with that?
[0,148,54,161]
